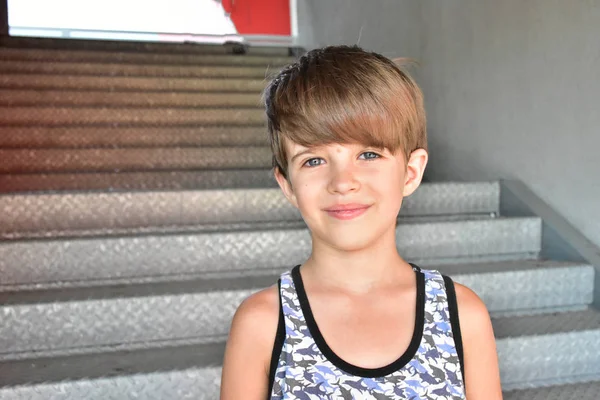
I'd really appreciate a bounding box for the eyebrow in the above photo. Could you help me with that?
[290,149,314,163]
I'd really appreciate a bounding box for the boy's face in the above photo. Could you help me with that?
[274,140,428,252]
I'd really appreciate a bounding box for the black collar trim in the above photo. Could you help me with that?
[291,264,426,378]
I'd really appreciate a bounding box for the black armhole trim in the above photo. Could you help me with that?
[267,278,285,398]
[443,274,465,386]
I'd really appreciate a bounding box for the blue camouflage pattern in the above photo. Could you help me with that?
[270,268,466,399]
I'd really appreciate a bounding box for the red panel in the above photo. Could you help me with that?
[223,0,291,36]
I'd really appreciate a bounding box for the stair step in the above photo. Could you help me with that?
[0,107,265,127]
[0,74,266,92]
[0,342,223,400]
[0,46,295,66]
[0,126,267,149]
[496,308,600,390]
[504,379,600,400]
[0,275,255,359]
[0,146,271,173]
[440,260,594,316]
[0,169,278,193]
[0,36,292,57]
[0,61,277,79]
[0,260,590,360]
[0,217,541,289]
[0,301,598,398]
[0,90,264,108]
[0,182,500,235]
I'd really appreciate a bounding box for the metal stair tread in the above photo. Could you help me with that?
[0,340,224,387]
[0,125,268,148]
[0,46,295,66]
[0,259,586,306]
[0,60,279,79]
[493,307,600,338]
[0,169,279,193]
[0,106,267,126]
[0,36,293,56]
[504,379,600,399]
[0,175,495,195]
[0,214,528,240]
[0,271,278,305]
[0,180,497,196]
[0,74,268,92]
[0,90,266,109]
[435,258,588,276]
[0,146,272,174]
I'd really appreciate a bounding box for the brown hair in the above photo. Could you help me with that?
[263,45,427,180]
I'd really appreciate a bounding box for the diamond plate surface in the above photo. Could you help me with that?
[0,126,268,148]
[0,61,277,79]
[0,47,294,66]
[493,308,600,338]
[498,327,600,390]
[0,182,498,234]
[0,90,265,108]
[452,263,595,315]
[0,340,225,399]
[0,169,277,193]
[1,189,298,234]
[0,147,271,173]
[0,370,221,400]
[404,181,499,215]
[0,74,267,92]
[0,217,541,287]
[0,289,254,356]
[0,106,266,126]
[504,379,600,399]
[0,215,499,239]
[0,260,590,358]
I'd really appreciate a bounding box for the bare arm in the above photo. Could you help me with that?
[455,283,503,399]
[220,285,280,400]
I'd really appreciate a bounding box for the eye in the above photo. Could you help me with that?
[303,158,325,168]
[359,151,381,160]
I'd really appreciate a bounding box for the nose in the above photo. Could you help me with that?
[327,164,361,195]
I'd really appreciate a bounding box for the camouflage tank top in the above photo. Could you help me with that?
[268,264,466,399]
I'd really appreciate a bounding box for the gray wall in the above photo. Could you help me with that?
[420,0,600,247]
[296,0,420,59]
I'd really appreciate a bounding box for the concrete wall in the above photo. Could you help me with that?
[420,0,600,247]
[297,0,420,59]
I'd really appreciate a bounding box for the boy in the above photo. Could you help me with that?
[220,45,502,399]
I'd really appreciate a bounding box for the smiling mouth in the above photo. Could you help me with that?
[324,205,371,220]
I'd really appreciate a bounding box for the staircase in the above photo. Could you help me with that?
[0,37,599,399]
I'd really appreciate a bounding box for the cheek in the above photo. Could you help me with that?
[291,177,323,213]
[372,171,405,210]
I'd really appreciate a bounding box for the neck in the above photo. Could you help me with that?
[302,225,413,294]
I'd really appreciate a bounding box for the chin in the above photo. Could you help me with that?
[316,229,383,253]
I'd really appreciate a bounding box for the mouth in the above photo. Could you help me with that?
[324,204,371,220]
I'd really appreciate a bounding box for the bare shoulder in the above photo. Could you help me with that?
[230,283,280,340]
[453,282,503,399]
[220,284,281,399]
[453,282,492,328]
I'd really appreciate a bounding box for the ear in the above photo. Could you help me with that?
[274,166,300,209]
[403,148,429,197]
